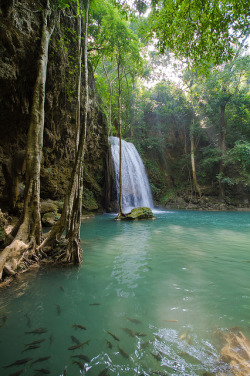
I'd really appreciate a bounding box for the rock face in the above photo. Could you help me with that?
[0,1,108,214]
[117,207,155,220]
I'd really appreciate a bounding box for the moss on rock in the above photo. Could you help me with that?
[117,207,155,220]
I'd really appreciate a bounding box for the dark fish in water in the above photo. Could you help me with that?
[49,334,55,344]
[34,369,51,374]
[106,339,113,349]
[141,340,150,349]
[125,316,142,324]
[71,354,90,362]
[25,313,31,328]
[1,315,7,323]
[22,344,40,352]
[151,352,162,361]
[32,356,51,365]
[89,302,101,305]
[98,368,109,376]
[68,342,85,350]
[63,367,67,375]
[72,324,86,330]
[107,331,120,341]
[54,304,61,315]
[25,339,46,346]
[4,358,33,368]
[135,332,147,337]
[71,335,80,345]
[25,328,48,334]
[8,370,24,376]
[60,286,65,292]
[72,360,85,370]
[122,327,135,337]
[117,345,129,359]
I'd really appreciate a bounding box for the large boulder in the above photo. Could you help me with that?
[117,207,155,220]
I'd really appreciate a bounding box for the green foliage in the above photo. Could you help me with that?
[148,0,250,70]
[231,140,250,172]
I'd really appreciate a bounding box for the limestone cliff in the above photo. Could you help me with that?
[0,0,108,214]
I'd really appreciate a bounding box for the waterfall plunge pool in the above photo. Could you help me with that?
[0,210,250,375]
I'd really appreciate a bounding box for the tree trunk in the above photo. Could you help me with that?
[0,2,54,280]
[117,60,124,218]
[219,103,226,199]
[75,4,82,150]
[38,0,90,262]
[190,131,201,197]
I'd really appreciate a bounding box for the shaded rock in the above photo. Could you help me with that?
[42,212,61,227]
[40,200,58,214]
[117,207,155,220]
[82,188,99,211]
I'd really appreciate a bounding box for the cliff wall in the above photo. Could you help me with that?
[0,0,108,215]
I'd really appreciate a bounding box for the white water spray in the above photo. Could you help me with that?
[109,136,154,213]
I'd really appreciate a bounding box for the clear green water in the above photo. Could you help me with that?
[0,210,250,376]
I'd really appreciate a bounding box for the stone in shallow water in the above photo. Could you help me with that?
[117,207,155,220]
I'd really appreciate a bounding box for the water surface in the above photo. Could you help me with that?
[0,210,249,375]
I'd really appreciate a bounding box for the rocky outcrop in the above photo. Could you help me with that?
[0,1,108,215]
[117,207,155,220]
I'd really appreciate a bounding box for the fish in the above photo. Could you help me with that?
[25,339,46,346]
[71,335,80,345]
[179,332,188,341]
[151,352,162,361]
[98,367,109,376]
[71,354,90,362]
[54,304,61,315]
[22,344,40,352]
[107,331,120,341]
[1,315,7,323]
[63,367,67,375]
[25,313,31,328]
[25,328,48,334]
[89,302,101,305]
[72,324,86,330]
[106,339,113,349]
[141,340,150,349]
[60,286,65,292]
[32,356,51,365]
[117,345,129,359]
[125,316,142,324]
[164,320,178,323]
[9,371,25,376]
[135,332,147,337]
[34,369,51,374]
[49,334,55,344]
[72,360,85,370]
[68,342,86,350]
[122,327,135,337]
[4,358,33,368]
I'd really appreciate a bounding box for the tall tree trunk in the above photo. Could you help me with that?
[219,103,226,199]
[38,0,90,262]
[190,128,201,197]
[75,4,82,150]
[0,2,55,279]
[117,60,124,218]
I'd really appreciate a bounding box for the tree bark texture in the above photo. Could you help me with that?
[38,0,90,263]
[0,2,55,279]
[117,60,124,218]
[219,103,226,199]
[190,132,201,197]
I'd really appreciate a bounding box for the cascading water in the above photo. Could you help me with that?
[109,136,154,213]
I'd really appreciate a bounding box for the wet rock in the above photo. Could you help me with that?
[117,207,155,220]
[42,212,61,227]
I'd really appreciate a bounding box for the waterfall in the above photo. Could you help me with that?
[109,136,154,213]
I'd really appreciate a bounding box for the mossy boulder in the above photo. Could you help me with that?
[42,212,61,227]
[117,207,155,220]
[40,200,58,214]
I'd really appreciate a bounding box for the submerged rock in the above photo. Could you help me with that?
[117,207,155,220]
